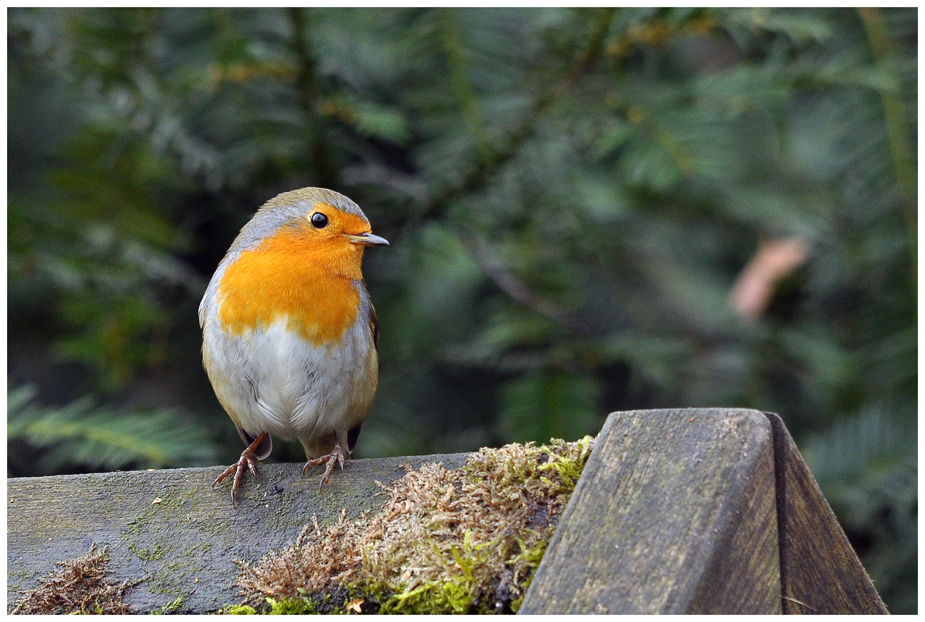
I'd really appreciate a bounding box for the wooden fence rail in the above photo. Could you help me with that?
[8,408,887,614]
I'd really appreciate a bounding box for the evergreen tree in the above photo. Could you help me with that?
[8,8,916,611]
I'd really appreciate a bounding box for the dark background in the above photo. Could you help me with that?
[8,8,916,612]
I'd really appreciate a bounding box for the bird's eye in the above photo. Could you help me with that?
[310,212,329,229]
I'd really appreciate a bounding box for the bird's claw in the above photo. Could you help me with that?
[213,433,266,507]
[301,444,345,491]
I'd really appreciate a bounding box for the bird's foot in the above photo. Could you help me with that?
[212,432,267,507]
[302,444,345,491]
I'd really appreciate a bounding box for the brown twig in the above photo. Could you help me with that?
[288,8,336,188]
[459,233,580,331]
[421,8,616,220]
[416,10,616,330]
[857,7,916,280]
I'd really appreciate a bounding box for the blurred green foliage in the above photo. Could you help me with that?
[7,8,916,611]
[8,385,217,473]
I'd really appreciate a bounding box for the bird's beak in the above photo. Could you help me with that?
[344,232,389,247]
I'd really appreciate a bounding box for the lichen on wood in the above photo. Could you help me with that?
[231,437,594,614]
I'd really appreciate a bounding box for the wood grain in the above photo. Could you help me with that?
[519,408,780,614]
[9,409,889,614]
[7,454,469,613]
[765,412,889,614]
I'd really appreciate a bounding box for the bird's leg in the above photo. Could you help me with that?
[212,432,268,507]
[301,443,345,491]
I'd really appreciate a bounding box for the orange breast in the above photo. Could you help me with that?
[217,228,362,346]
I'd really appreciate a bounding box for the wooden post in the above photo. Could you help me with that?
[519,408,780,614]
[8,409,887,614]
[518,408,888,614]
[764,412,888,614]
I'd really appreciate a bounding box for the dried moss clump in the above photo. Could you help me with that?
[12,544,136,615]
[234,436,593,614]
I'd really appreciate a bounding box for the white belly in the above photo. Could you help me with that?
[203,315,375,443]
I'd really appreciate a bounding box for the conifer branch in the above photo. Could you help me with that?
[288,8,336,188]
[422,8,616,220]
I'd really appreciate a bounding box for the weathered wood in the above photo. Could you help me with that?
[765,412,889,614]
[9,409,888,614]
[519,408,781,614]
[7,454,469,613]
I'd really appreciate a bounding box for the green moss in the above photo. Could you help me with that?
[370,529,501,613]
[127,542,166,562]
[264,596,319,614]
[380,581,466,614]
[147,559,190,595]
[151,595,184,614]
[537,435,592,492]
[220,604,258,614]
[227,437,594,615]
[243,589,360,615]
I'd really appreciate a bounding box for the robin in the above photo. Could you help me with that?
[199,187,388,506]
